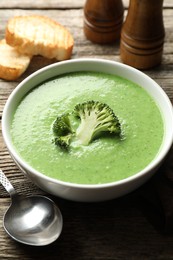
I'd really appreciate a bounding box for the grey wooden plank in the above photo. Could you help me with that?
[0,0,172,9]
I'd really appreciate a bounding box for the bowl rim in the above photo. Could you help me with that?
[2,58,173,189]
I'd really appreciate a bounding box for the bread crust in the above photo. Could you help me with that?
[0,39,31,80]
[6,15,74,60]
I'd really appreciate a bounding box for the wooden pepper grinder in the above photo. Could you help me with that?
[83,0,124,44]
[120,0,165,69]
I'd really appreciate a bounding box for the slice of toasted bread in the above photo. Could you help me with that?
[5,15,74,61]
[0,39,31,80]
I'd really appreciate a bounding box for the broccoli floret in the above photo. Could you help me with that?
[53,113,73,149]
[53,113,72,136]
[52,100,121,149]
[54,134,72,150]
[73,100,121,145]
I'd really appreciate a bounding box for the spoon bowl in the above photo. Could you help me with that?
[0,170,63,246]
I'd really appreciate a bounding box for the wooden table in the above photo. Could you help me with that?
[0,1,173,259]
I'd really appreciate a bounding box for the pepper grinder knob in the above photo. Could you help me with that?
[120,0,165,69]
[83,0,124,44]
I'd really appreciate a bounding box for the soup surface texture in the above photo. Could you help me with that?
[11,71,164,184]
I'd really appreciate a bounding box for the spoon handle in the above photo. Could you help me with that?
[0,169,17,197]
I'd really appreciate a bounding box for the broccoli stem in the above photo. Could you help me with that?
[76,109,99,145]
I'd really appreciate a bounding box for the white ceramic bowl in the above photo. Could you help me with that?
[2,59,173,202]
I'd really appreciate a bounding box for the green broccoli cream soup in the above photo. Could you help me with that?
[11,71,164,184]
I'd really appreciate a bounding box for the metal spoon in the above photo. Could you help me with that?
[0,169,63,246]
